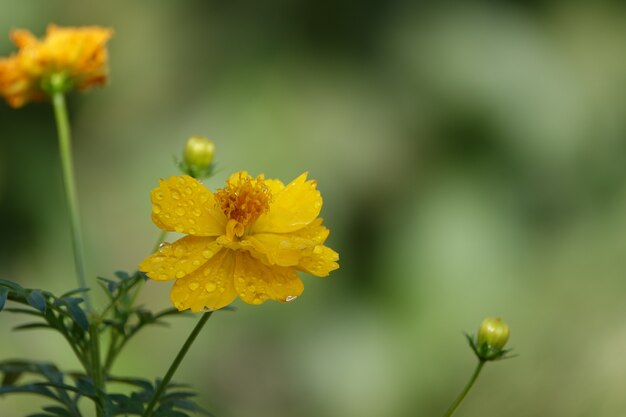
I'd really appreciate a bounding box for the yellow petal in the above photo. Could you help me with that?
[151,175,226,236]
[139,236,221,281]
[233,251,304,304]
[170,249,237,312]
[242,218,331,267]
[298,245,339,277]
[252,172,322,234]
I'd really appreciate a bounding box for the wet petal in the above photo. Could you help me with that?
[298,245,339,277]
[252,172,322,234]
[140,236,221,281]
[151,175,226,236]
[233,252,304,304]
[170,249,237,312]
[243,218,331,267]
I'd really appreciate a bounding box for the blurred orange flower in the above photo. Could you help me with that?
[0,24,112,108]
[140,172,339,312]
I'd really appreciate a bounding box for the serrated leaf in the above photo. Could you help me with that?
[107,376,154,393]
[26,291,47,313]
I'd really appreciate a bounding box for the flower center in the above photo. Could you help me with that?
[215,172,272,237]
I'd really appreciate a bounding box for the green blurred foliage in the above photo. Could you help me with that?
[2,0,626,416]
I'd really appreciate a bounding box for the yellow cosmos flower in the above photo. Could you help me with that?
[0,24,112,108]
[140,172,339,312]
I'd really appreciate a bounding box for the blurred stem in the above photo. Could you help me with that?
[152,229,168,253]
[142,312,213,417]
[52,91,92,311]
[442,360,485,417]
[89,321,105,417]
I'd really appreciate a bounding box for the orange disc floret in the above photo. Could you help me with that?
[0,24,112,107]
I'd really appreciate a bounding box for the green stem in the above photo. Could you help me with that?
[442,360,485,417]
[142,312,213,417]
[89,321,105,417]
[152,229,169,253]
[52,91,92,311]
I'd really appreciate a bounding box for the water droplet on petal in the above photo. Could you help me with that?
[203,306,216,312]
[175,225,184,233]
[172,191,181,200]
[175,207,186,216]
[153,204,161,214]
[202,250,213,259]
[158,273,169,280]
[192,260,201,266]
[285,295,298,302]
[174,246,185,256]
[205,282,217,292]
[188,282,200,291]
[176,271,185,279]
[185,187,193,195]
[192,208,202,217]
[155,192,165,201]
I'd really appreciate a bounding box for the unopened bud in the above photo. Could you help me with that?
[179,136,216,179]
[477,317,510,350]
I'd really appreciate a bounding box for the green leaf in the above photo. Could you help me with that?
[26,291,47,313]
[0,383,60,401]
[75,377,97,397]
[13,322,52,332]
[42,406,74,417]
[3,307,43,317]
[0,278,26,294]
[114,271,130,280]
[59,288,90,299]
[0,287,8,312]
[64,301,89,331]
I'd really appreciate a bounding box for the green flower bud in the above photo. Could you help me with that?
[184,136,215,168]
[179,136,216,179]
[477,317,510,350]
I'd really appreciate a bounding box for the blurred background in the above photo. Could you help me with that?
[2,0,626,416]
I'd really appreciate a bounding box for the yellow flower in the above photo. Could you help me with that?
[0,24,112,108]
[140,172,339,311]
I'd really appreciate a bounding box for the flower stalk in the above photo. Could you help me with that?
[52,87,92,311]
[142,311,214,417]
[442,359,485,417]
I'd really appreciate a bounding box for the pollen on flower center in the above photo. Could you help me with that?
[215,172,272,227]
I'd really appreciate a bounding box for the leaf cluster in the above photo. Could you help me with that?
[0,273,213,417]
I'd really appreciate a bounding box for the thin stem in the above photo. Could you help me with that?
[152,229,169,253]
[89,322,105,417]
[142,312,213,417]
[52,92,92,311]
[442,360,485,417]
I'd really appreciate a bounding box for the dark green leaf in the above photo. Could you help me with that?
[114,271,130,280]
[160,391,197,402]
[107,376,154,393]
[13,322,52,331]
[153,409,189,417]
[0,278,26,294]
[42,406,74,417]
[26,291,47,313]
[0,287,9,312]
[65,301,89,331]
[0,383,60,400]
[96,277,118,293]
[59,287,90,299]
[2,370,23,386]
[167,399,214,416]
[75,377,97,397]
[3,307,43,317]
